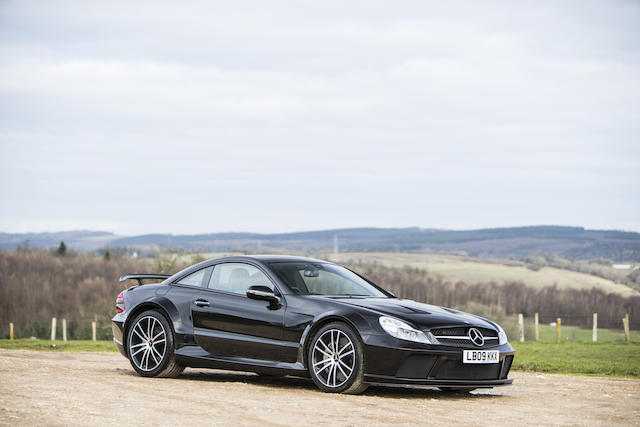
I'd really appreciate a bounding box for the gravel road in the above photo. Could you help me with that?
[0,350,638,426]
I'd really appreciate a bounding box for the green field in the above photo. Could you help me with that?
[325,252,639,296]
[0,339,116,352]
[511,342,640,377]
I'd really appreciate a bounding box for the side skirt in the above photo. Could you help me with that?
[174,345,309,377]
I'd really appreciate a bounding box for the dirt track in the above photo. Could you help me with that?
[0,350,638,426]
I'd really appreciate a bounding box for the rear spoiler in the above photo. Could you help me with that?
[119,274,171,286]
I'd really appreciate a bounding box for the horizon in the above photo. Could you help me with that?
[2,223,639,237]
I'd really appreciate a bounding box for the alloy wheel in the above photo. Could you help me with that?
[128,315,167,372]
[311,329,356,388]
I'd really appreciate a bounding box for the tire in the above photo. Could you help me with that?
[308,322,368,394]
[126,310,184,378]
[438,387,476,394]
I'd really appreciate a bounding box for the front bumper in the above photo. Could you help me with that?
[362,334,514,388]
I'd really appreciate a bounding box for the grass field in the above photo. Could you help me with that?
[325,252,638,296]
[0,339,116,352]
[511,342,640,377]
[2,338,638,378]
[534,324,638,343]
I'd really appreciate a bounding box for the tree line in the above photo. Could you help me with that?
[352,265,639,330]
[0,249,143,339]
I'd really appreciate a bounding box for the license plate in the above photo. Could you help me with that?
[462,350,499,364]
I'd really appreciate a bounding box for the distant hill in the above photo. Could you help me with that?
[2,226,639,261]
[0,230,119,252]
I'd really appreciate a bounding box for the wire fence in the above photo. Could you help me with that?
[530,313,639,330]
[5,317,112,341]
[508,312,635,343]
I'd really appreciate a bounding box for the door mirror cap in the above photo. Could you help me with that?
[246,286,280,304]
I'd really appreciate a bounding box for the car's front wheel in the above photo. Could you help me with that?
[126,310,184,378]
[308,322,368,394]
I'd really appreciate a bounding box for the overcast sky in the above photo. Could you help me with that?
[0,1,639,235]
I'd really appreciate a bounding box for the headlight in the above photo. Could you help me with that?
[496,323,508,345]
[379,316,431,344]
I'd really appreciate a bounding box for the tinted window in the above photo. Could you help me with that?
[176,267,210,287]
[268,262,388,297]
[208,263,273,295]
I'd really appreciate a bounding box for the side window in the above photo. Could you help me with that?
[176,267,211,287]
[208,263,274,295]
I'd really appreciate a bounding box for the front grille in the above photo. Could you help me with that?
[429,326,499,348]
[430,327,498,337]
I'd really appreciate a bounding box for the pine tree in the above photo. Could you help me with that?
[56,241,67,256]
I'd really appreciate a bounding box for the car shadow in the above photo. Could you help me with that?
[119,368,506,399]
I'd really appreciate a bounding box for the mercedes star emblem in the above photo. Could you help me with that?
[468,328,485,346]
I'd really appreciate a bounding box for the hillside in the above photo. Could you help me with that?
[325,252,639,297]
[1,225,639,261]
[0,231,119,251]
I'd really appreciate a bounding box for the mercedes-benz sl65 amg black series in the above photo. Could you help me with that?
[112,255,514,394]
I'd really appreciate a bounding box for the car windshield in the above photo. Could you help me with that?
[268,262,388,297]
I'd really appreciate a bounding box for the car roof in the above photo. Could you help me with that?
[166,254,335,284]
[208,254,331,264]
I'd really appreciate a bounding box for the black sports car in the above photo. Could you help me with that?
[112,255,514,394]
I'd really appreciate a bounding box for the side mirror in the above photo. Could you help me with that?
[246,285,280,305]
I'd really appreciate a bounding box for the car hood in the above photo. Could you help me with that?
[331,297,497,331]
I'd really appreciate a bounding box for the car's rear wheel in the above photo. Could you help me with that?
[308,322,368,394]
[126,310,184,378]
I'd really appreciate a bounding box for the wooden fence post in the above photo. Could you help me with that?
[92,321,97,342]
[556,318,561,343]
[534,313,539,341]
[592,313,598,342]
[62,319,67,342]
[51,317,57,341]
[9,323,14,341]
[623,313,630,342]
[518,313,524,342]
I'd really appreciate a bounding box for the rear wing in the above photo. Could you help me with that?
[119,274,171,286]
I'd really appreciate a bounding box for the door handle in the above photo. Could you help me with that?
[194,299,210,307]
